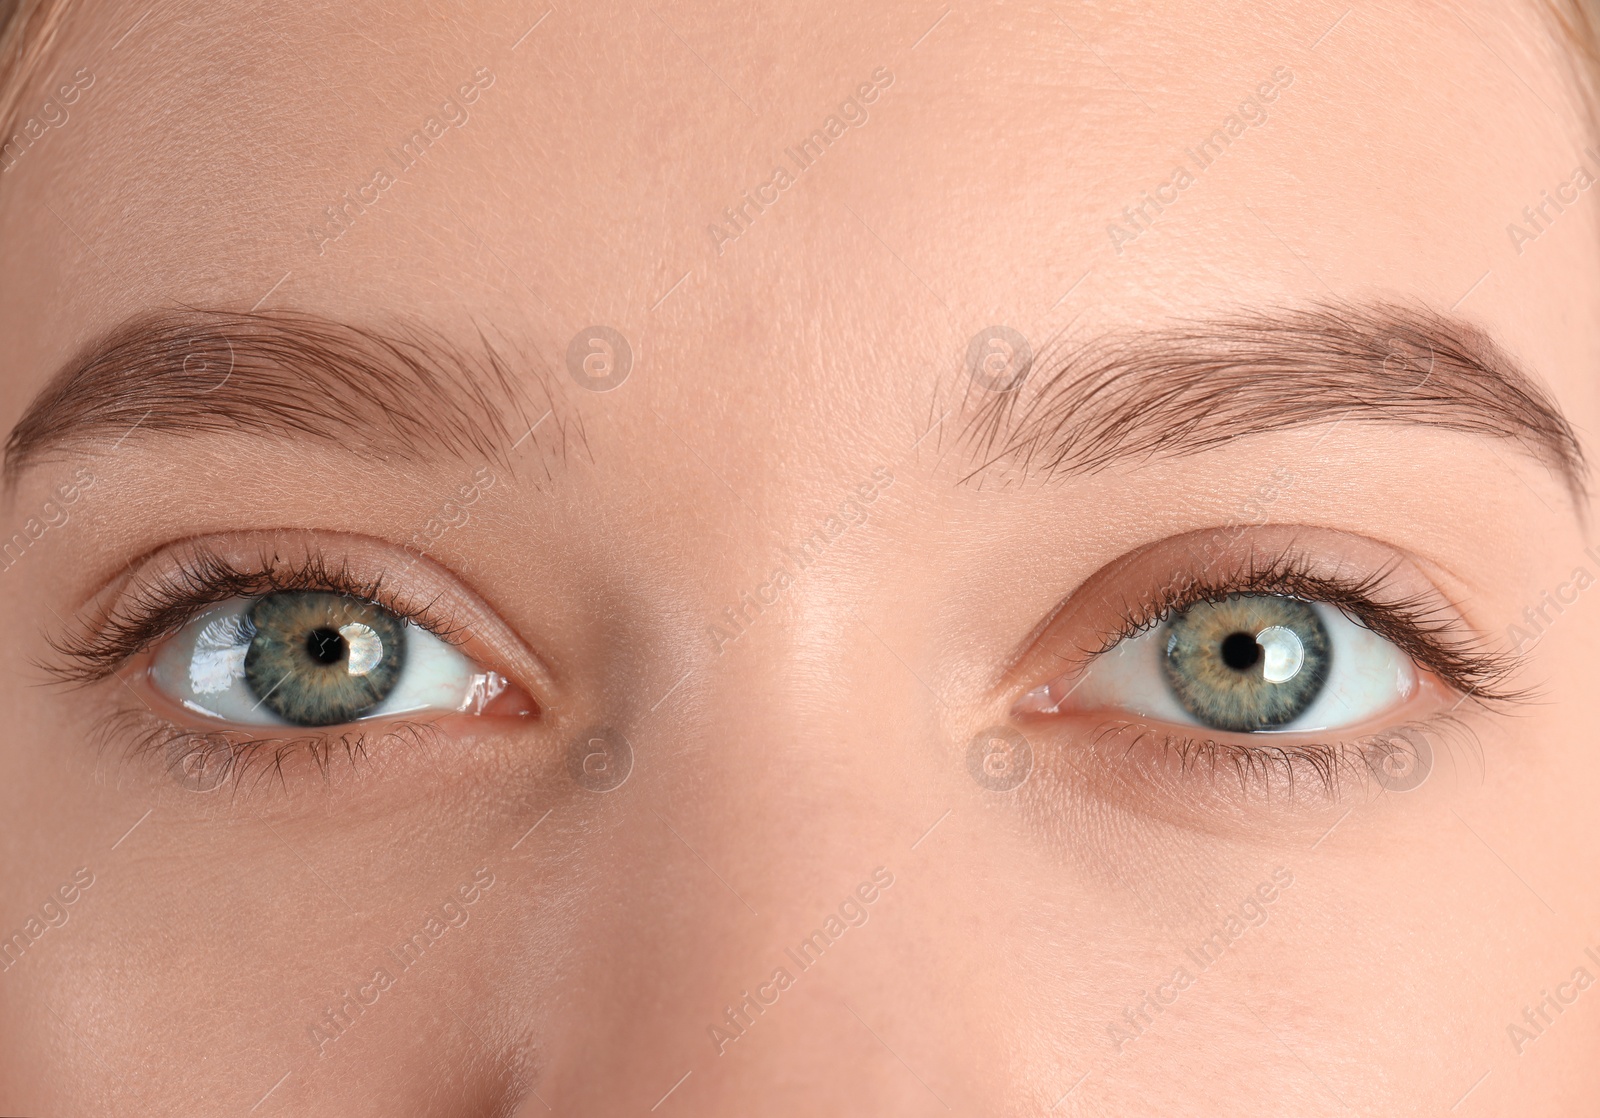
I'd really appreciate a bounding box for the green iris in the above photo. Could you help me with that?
[1162,595,1330,732]
[242,592,407,726]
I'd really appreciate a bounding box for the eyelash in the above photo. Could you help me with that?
[1072,716,1476,801]
[48,546,474,793]
[99,707,454,797]
[1076,548,1523,705]
[1027,548,1525,798]
[46,545,466,685]
[50,541,1524,800]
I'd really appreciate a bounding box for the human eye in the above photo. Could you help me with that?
[1009,526,1522,806]
[149,591,513,727]
[1028,594,1413,735]
[47,532,541,792]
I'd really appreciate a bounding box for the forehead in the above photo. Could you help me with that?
[0,0,1593,442]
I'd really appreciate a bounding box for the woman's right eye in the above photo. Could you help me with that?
[148,591,519,728]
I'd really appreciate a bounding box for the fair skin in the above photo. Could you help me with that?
[1,0,1598,1113]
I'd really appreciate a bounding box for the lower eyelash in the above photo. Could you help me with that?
[93,707,449,797]
[1080,713,1478,803]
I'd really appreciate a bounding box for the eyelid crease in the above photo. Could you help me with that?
[41,532,553,705]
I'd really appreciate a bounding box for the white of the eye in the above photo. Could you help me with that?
[153,597,489,726]
[188,613,252,696]
[358,623,475,717]
[1284,608,1416,731]
[1256,625,1305,684]
[339,622,383,676]
[1016,601,1417,733]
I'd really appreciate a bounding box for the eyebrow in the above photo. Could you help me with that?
[3,308,568,486]
[960,301,1587,503]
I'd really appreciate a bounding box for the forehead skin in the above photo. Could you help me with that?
[1,0,1599,1115]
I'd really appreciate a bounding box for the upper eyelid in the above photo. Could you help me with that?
[1007,539,1525,708]
[46,551,457,684]
[42,531,555,702]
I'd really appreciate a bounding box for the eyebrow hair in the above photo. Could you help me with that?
[3,308,570,486]
[960,301,1588,503]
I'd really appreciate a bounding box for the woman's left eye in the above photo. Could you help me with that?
[148,590,512,727]
[1018,593,1419,733]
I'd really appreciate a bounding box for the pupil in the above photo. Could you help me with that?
[1220,631,1260,671]
[305,627,347,666]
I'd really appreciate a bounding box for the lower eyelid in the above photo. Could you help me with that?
[95,705,456,797]
[1015,709,1468,823]
[99,671,539,802]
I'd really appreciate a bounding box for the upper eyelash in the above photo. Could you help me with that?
[50,541,1526,720]
[1075,546,1527,707]
[44,544,466,686]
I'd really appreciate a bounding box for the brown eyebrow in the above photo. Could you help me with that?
[3,308,572,486]
[960,301,1587,504]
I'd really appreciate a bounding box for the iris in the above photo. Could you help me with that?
[1162,595,1330,732]
[242,592,407,725]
